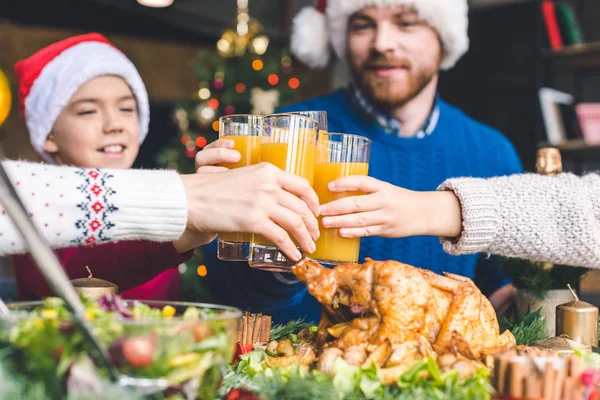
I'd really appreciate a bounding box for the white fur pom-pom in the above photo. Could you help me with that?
[290,6,330,69]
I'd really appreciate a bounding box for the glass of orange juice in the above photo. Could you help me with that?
[249,114,319,271]
[217,114,264,261]
[309,133,371,265]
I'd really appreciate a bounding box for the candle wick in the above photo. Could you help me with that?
[567,283,579,301]
[85,266,93,279]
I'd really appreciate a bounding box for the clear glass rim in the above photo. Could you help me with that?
[264,113,320,129]
[288,111,327,129]
[219,113,264,122]
[1,300,243,324]
[318,132,372,145]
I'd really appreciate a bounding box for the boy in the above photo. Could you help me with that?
[12,33,211,301]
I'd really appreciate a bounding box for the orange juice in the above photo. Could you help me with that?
[219,135,261,169]
[219,135,260,244]
[316,131,329,163]
[309,162,369,263]
[253,139,317,246]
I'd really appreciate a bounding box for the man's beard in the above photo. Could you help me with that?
[351,53,437,109]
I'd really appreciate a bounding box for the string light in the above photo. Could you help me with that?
[251,35,269,55]
[252,59,264,71]
[180,134,191,145]
[281,55,292,68]
[197,265,208,277]
[213,79,224,89]
[185,149,197,158]
[235,83,246,93]
[224,105,236,114]
[185,141,196,151]
[195,136,207,148]
[198,88,211,100]
[288,77,300,89]
[212,120,220,131]
[207,98,219,109]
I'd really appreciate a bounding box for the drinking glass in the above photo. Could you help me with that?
[217,114,263,261]
[249,114,319,271]
[308,133,371,265]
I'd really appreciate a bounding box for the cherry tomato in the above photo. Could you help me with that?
[122,336,155,368]
[192,323,214,343]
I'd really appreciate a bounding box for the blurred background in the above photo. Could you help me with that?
[1,0,600,302]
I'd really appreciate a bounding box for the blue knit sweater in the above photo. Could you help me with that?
[204,89,523,324]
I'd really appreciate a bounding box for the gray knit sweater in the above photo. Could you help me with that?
[439,173,600,269]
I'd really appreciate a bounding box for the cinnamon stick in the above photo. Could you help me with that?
[495,352,511,396]
[566,355,583,378]
[561,377,575,400]
[252,314,262,344]
[241,315,248,345]
[525,365,542,400]
[245,315,253,345]
[509,360,525,399]
[237,316,244,343]
[541,360,555,400]
[265,316,272,341]
[552,361,565,400]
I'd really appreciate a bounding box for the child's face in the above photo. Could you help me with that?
[43,75,140,169]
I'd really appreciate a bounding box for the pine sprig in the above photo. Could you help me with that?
[269,318,313,341]
[499,308,548,345]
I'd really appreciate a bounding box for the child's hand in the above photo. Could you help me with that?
[319,175,463,239]
[195,139,241,173]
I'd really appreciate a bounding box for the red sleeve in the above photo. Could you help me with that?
[12,241,193,299]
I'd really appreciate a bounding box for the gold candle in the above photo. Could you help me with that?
[556,284,598,346]
[70,266,119,302]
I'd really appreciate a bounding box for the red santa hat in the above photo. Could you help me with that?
[14,33,150,163]
[291,0,469,71]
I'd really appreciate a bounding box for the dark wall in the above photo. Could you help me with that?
[439,2,543,171]
[438,0,600,172]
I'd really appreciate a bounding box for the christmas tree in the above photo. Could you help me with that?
[156,1,308,174]
[156,0,309,301]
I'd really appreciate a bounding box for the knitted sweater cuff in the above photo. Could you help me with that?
[109,169,187,242]
[437,178,500,255]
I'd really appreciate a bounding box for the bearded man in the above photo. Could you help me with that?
[204,0,522,323]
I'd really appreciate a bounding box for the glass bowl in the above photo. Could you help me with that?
[0,297,241,399]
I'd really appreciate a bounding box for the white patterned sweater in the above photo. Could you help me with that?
[0,161,187,255]
[439,173,600,269]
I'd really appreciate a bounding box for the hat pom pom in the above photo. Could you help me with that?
[290,7,329,69]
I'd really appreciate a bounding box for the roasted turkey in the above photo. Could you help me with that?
[290,258,516,383]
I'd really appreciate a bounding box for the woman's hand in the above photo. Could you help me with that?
[319,175,463,239]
